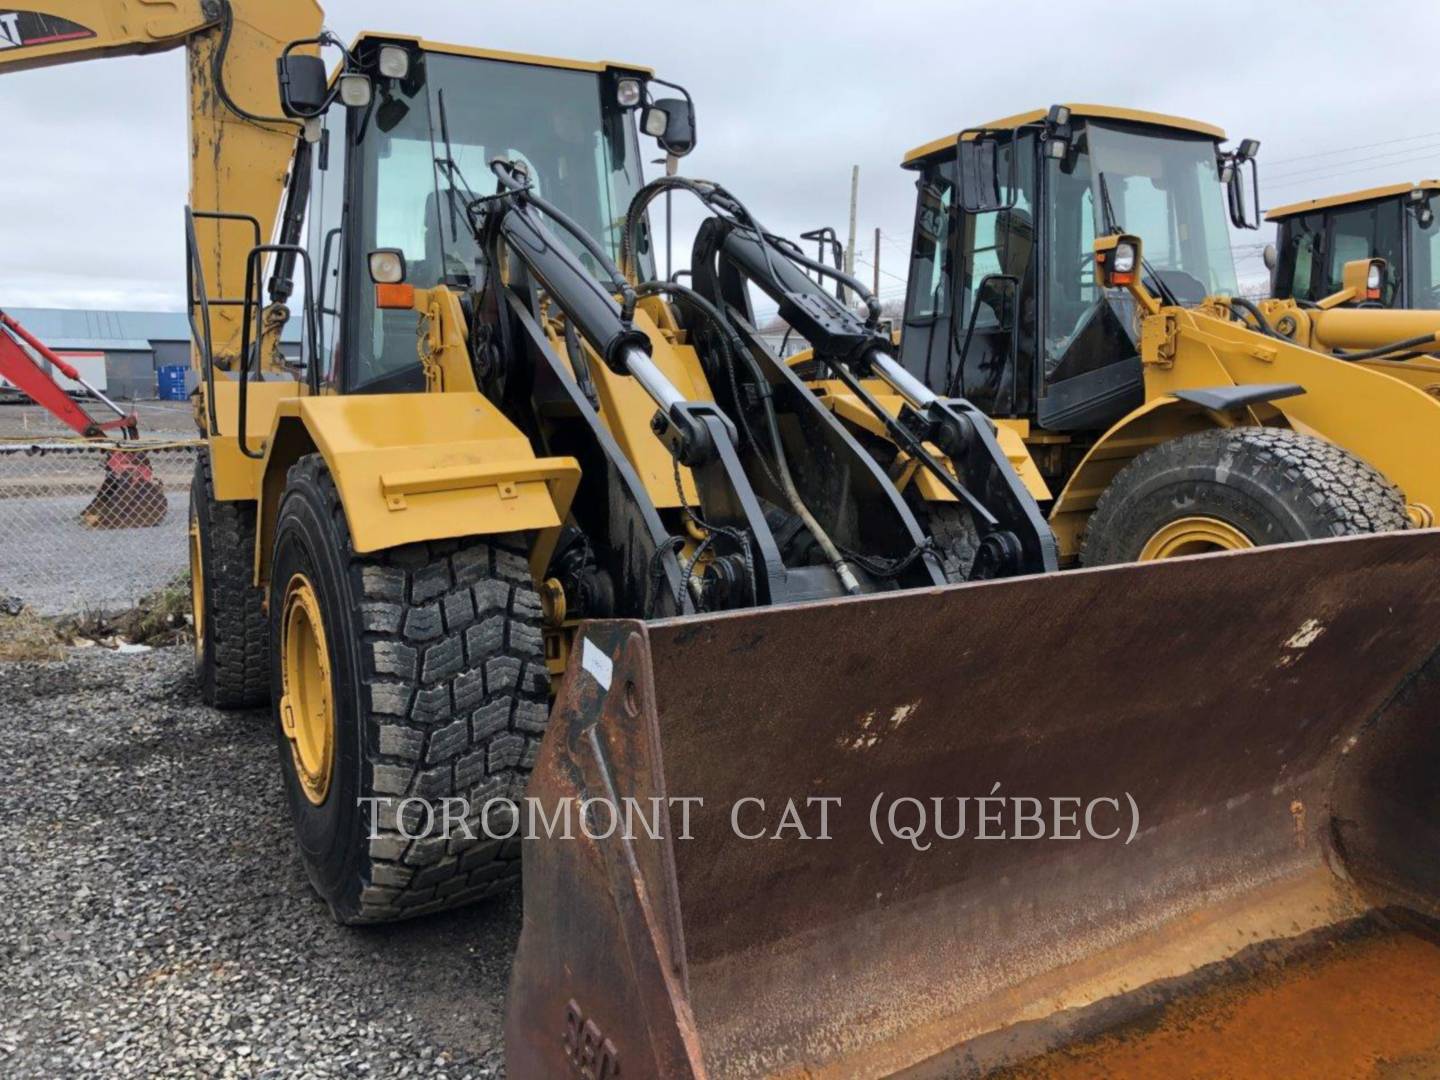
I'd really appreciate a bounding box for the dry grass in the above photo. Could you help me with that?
[114,574,193,646]
[0,607,66,662]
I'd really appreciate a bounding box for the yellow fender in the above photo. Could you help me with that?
[1048,396,1224,558]
[1052,304,1440,556]
[240,388,578,589]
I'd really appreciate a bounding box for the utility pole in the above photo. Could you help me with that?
[873,226,881,298]
[845,165,859,305]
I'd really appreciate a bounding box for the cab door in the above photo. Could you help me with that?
[898,158,960,395]
[303,101,349,391]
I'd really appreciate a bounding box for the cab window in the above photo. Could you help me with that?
[1324,203,1402,304]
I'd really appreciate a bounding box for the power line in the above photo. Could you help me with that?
[1263,151,1440,198]
[852,253,908,286]
[1266,129,1440,168]
[1267,142,1440,185]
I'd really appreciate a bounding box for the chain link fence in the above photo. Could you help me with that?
[0,439,199,616]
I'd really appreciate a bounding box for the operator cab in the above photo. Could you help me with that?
[897,105,1257,434]
[1267,182,1440,310]
[271,34,690,396]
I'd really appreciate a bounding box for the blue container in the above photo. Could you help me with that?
[156,365,188,401]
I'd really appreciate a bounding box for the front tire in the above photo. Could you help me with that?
[1081,427,1408,566]
[269,454,550,923]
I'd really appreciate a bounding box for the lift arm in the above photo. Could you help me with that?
[0,1,324,370]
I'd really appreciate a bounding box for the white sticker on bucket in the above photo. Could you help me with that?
[581,638,614,692]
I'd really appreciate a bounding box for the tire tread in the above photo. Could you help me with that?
[281,454,548,923]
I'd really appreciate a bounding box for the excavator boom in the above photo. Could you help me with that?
[4,2,323,380]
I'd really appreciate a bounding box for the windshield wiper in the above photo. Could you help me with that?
[434,89,475,244]
[1096,170,1180,308]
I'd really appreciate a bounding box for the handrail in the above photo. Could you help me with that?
[236,241,320,459]
[185,207,263,437]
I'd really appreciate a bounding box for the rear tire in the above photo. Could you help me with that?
[190,449,269,709]
[269,454,549,924]
[1081,427,1408,566]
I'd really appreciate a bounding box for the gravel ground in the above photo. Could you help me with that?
[0,646,520,1079]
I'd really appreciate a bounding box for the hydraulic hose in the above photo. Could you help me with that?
[1227,296,1284,339]
[622,176,882,328]
[633,281,861,595]
[490,161,636,319]
[1332,333,1440,362]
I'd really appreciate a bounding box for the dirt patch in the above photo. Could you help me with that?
[1001,923,1440,1079]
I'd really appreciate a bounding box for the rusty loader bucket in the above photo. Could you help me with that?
[505,530,1440,1078]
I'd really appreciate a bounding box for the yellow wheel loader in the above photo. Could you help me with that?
[1268,180,1440,308]
[795,104,1440,565]
[14,15,1440,1076]
[8,3,1053,923]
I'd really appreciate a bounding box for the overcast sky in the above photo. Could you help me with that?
[3,0,1438,314]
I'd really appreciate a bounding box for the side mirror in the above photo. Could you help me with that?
[957,133,1014,214]
[642,97,695,157]
[277,55,329,118]
[1223,141,1261,230]
[976,274,1018,333]
[1262,243,1278,272]
[1410,192,1436,230]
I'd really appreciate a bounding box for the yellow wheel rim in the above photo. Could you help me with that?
[188,513,205,663]
[1139,516,1255,560]
[279,574,335,806]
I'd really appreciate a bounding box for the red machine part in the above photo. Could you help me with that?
[0,310,138,438]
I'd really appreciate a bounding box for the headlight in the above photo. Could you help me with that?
[1367,262,1383,294]
[338,72,372,109]
[1113,241,1138,275]
[616,78,643,108]
[643,106,669,138]
[379,45,411,80]
[369,249,407,285]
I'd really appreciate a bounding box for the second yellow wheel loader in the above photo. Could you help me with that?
[798,104,1440,565]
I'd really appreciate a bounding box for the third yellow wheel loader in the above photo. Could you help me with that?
[1267,179,1440,309]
